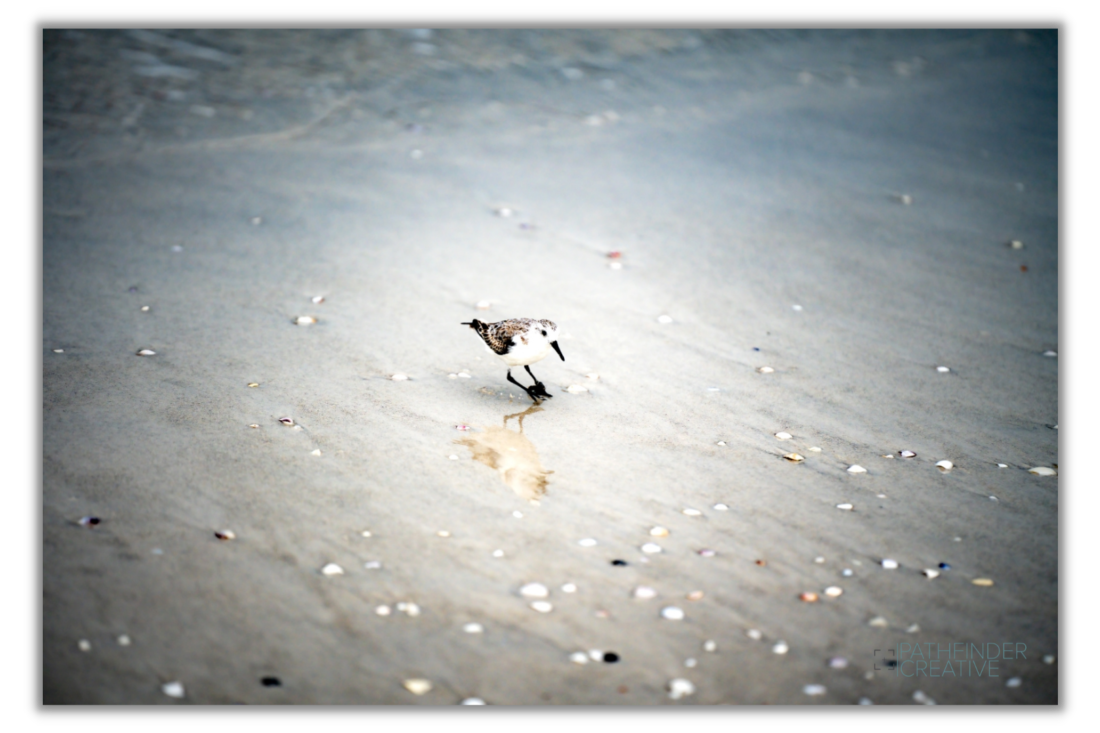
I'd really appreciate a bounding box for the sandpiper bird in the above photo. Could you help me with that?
[461,318,564,402]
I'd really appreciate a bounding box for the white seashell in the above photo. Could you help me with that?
[922,569,940,580]
[633,586,658,600]
[565,384,588,393]
[311,449,322,456]
[462,622,484,634]
[836,503,854,511]
[661,606,685,620]
[757,366,775,373]
[667,678,695,700]
[403,678,432,695]
[53,348,64,353]
[249,424,259,429]
[814,556,825,563]
[746,629,763,640]
[512,511,523,518]
[684,658,697,668]
[772,640,789,654]
[859,697,874,705]
[475,300,492,309]
[824,586,843,597]
[657,315,674,324]
[78,639,91,652]
[650,526,670,537]
[561,583,577,593]
[783,453,805,462]
[492,549,504,557]
[449,455,458,460]
[375,605,391,616]
[803,684,826,696]
[321,563,344,575]
[364,560,382,569]
[161,681,185,698]
[775,431,792,440]
[437,530,451,537]
[1009,240,1025,249]
[311,295,325,304]
[972,578,994,586]
[136,349,156,356]
[936,365,950,373]
[716,441,727,446]
[494,207,513,218]
[588,649,603,661]
[460,698,486,705]
[390,373,408,381]
[900,450,916,458]
[214,530,236,540]
[577,538,598,547]
[869,616,889,628]
[713,503,729,511]
[1044,654,1055,665]
[912,690,935,705]
[457,372,471,379]
[842,568,853,577]
[117,634,131,646]
[809,446,822,452]
[609,261,623,270]
[1028,466,1056,476]
[361,530,372,537]
[569,651,589,665]
[293,316,316,325]
[519,583,549,599]
[703,640,717,652]
[792,304,803,311]
[293,425,303,431]
[881,559,898,570]
[448,373,457,379]
[829,656,849,669]
[1006,677,1022,688]
[682,508,702,516]
[697,549,716,557]
[847,465,867,474]
[906,624,921,634]
[1042,350,1057,357]
[935,460,953,471]
[641,542,663,554]
[997,463,1008,468]
[400,602,421,617]
[529,601,553,613]
[686,590,705,600]
[278,417,294,426]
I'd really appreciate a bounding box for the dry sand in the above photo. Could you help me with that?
[43,29,1058,704]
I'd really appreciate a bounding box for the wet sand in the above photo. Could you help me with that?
[42,29,1058,705]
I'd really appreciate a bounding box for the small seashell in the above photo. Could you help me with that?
[375,605,391,616]
[78,639,91,652]
[77,516,101,527]
[494,207,513,218]
[824,586,843,597]
[53,348,64,353]
[1008,240,1025,249]
[117,634,131,646]
[403,678,432,695]
[475,300,492,310]
[1028,466,1056,476]
[435,530,451,538]
[607,251,622,259]
[593,609,611,618]
[1006,677,1022,688]
[492,549,504,557]
[682,508,702,516]
[814,556,825,564]
[906,624,921,634]
[519,583,549,599]
[171,245,183,252]
[361,530,372,538]
[997,463,1008,468]
[311,295,325,304]
[577,538,598,547]
[449,455,458,460]
[364,560,382,569]
[697,549,716,557]
[214,530,236,541]
[650,526,670,537]
[660,606,685,620]
[792,304,804,312]
[462,622,483,634]
[899,450,916,458]
[912,690,935,705]
[161,681,185,698]
[1044,654,1055,664]
[588,649,604,661]
[401,602,421,617]
[881,559,898,570]
[293,316,316,326]
[847,465,867,474]
[561,583,577,593]
[935,460,953,471]
[892,193,913,205]
[938,562,951,570]
[922,569,940,580]
[641,542,662,554]
[704,640,717,652]
[775,431,792,440]
[454,424,471,431]
[136,349,156,356]
[390,373,408,381]
[971,578,994,587]
[686,590,705,601]
[668,678,695,700]
[842,568,853,577]
[936,365,950,373]
[460,698,486,705]
[836,503,854,511]
[1042,350,1057,357]
[565,384,589,394]
[457,372,471,379]
[783,453,805,462]
[609,261,623,270]
[247,382,259,388]
[633,586,658,600]
[684,657,697,668]
[772,640,789,654]
[868,616,889,628]
[716,441,727,446]
[809,446,822,452]
[321,563,344,576]
[278,417,294,426]
[800,592,819,603]
[757,366,775,373]
[512,511,523,519]
[657,315,674,324]
[803,684,827,696]
[569,651,589,664]
[746,629,763,640]
[712,503,729,511]
[756,559,767,566]
[882,454,894,459]
[310,449,322,456]
[251,216,263,225]
[530,601,553,613]
[828,656,848,669]
[141,306,150,312]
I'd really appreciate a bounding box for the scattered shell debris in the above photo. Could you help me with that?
[657,315,674,324]
[493,207,514,218]
[814,556,825,564]
[403,678,432,695]
[746,629,763,641]
[641,543,663,554]
[775,431,793,440]
[997,463,1008,468]
[214,530,236,541]
[1028,466,1057,476]
[684,657,697,668]
[668,678,695,700]
[161,681,185,699]
[321,563,344,576]
[530,601,553,613]
[633,586,658,600]
[803,684,827,696]
[449,455,459,460]
[971,578,994,587]
[293,316,316,326]
[842,568,853,577]
[869,616,889,628]
[650,526,670,537]
[390,373,409,381]
[136,349,156,356]
[783,453,805,462]
[519,583,549,598]
[824,586,843,597]
[755,559,767,566]
[457,372,471,379]
[661,606,685,620]
[836,503,854,511]
[847,465,867,474]
[682,508,702,517]
[454,424,471,431]
[577,538,598,547]
[772,640,789,654]
[881,559,899,570]
[565,384,589,394]
[906,624,921,634]
[77,639,91,652]
[396,602,421,617]
[792,304,803,311]
[935,460,954,471]
[757,366,775,373]
[361,530,372,538]
[140,307,149,313]
[586,372,600,380]
[922,569,940,580]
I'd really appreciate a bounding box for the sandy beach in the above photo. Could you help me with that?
[43,29,1058,705]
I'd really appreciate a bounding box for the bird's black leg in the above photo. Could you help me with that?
[507,369,541,403]
[524,365,552,399]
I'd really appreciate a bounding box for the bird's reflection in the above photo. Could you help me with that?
[455,406,552,501]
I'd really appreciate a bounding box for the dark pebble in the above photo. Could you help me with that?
[939,563,951,570]
[611,559,628,566]
[603,652,620,663]
[261,676,281,687]
[752,347,760,351]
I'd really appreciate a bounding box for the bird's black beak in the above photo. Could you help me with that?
[551,341,564,361]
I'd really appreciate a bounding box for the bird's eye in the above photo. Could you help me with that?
[541,330,547,336]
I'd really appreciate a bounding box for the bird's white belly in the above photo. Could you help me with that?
[499,338,552,367]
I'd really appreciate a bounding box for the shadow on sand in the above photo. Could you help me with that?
[454,406,553,501]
